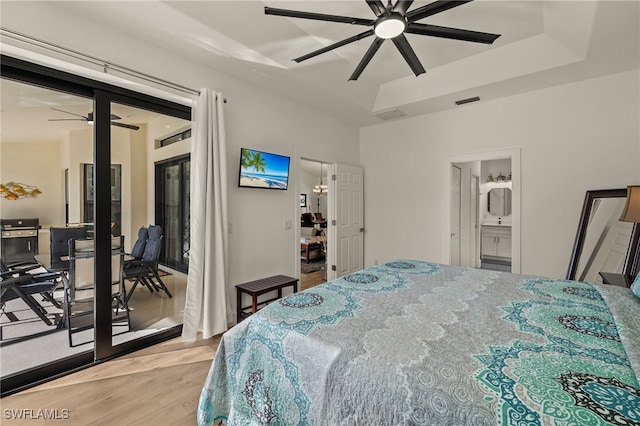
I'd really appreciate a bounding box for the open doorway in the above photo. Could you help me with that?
[447,148,521,273]
[299,158,328,289]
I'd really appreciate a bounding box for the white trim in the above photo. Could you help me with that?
[445,147,522,273]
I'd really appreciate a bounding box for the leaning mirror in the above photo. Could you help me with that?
[488,188,512,216]
[566,188,640,282]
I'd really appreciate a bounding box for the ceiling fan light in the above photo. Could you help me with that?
[374,14,406,39]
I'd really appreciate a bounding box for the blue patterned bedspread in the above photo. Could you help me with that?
[198,260,640,425]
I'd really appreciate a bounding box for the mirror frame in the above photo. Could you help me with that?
[487,187,512,216]
[566,188,640,280]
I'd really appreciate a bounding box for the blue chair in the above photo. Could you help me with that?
[127,226,148,261]
[124,225,172,302]
[50,226,88,259]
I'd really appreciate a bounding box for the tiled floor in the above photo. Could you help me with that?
[1,270,187,376]
[480,259,512,272]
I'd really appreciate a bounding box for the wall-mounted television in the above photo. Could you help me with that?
[238,148,290,190]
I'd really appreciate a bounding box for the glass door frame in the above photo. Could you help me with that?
[1,55,191,395]
[155,154,191,273]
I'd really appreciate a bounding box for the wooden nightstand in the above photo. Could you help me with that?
[598,272,635,288]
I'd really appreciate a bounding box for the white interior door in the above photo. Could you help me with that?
[450,165,461,265]
[471,174,480,268]
[580,221,633,283]
[328,164,364,280]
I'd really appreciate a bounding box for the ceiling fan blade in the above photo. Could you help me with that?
[392,34,426,76]
[50,107,87,119]
[349,37,385,81]
[393,0,415,15]
[111,121,140,131]
[294,30,374,63]
[87,112,123,121]
[366,0,388,17]
[406,0,472,23]
[265,7,374,26]
[407,22,500,44]
[48,118,85,122]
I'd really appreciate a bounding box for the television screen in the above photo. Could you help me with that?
[238,148,290,190]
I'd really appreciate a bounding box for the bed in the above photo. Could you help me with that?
[198,260,640,425]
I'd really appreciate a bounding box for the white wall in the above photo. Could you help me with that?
[361,69,640,279]
[0,141,62,227]
[0,2,360,306]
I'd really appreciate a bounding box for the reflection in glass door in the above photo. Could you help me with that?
[155,155,190,273]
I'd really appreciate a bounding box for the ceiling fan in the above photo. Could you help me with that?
[265,0,501,80]
[48,108,140,131]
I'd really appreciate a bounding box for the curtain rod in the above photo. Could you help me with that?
[1,28,227,103]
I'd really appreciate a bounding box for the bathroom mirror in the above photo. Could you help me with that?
[566,188,640,281]
[488,188,512,216]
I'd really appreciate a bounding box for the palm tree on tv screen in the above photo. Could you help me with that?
[248,151,267,180]
[241,149,253,170]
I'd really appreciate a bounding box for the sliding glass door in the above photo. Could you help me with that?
[1,55,191,395]
[155,155,190,273]
[0,74,99,393]
[106,99,191,354]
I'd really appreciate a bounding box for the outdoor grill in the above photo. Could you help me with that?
[0,218,40,265]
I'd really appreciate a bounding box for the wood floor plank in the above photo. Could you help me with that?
[300,269,325,290]
[1,335,220,425]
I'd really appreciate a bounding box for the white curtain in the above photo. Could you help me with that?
[182,88,231,341]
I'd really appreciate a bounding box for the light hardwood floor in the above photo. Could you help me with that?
[300,269,325,290]
[1,334,221,425]
[1,274,325,425]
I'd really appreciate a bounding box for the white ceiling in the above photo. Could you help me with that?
[2,1,640,128]
[0,79,183,143]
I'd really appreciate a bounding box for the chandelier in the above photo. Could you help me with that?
[313,162,327,196]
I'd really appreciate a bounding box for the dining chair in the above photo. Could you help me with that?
[125,226,148,262]
[124,225,172,302]
[301,212,315,227]
[64,235,129,347]
[50,226,88,258]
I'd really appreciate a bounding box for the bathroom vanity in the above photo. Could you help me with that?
[481,187,512,271]
[481,225,512,260]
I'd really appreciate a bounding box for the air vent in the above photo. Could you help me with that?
[374,108,407,120]
[455,96,480,106]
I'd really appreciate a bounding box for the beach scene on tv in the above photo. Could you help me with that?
[239,148,290,189]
